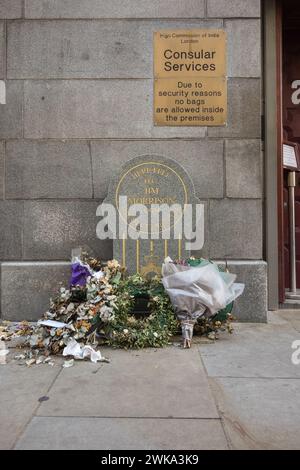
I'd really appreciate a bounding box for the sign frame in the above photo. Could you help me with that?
[153,29,227,127]
[283,141,300,171]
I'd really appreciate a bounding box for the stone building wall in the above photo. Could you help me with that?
[0,0,267,321]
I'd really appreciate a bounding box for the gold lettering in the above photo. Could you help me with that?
[130,167,170,179]
[127,196,177,205]
[145,187,159,195]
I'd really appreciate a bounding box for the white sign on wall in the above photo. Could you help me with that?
[283,143,299,170]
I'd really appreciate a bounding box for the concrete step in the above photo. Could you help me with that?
[280,300,300,310]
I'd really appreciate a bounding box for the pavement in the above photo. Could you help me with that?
[1,310,300,450]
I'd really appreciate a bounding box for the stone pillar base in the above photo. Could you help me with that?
[216,260,267,322]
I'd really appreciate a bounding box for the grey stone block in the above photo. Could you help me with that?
[225,139,262,198]
[25,0,205,19]
[0,201,23,260]
[207,0,260,18]
[0,262,71,321]
[226,20,261,78]
[0,141,4,199]
[217,261,267,322]
[91,140,224,199]
[0,0,22,18]
[0,21,4,79]
[5,140,92,199]
[208,79,261,138]
[24,80,206,139]
[0,81,23,138]
[23,200,112,260]
[190,199,209,260]
[209,199,262,259]
[8,19,222,79]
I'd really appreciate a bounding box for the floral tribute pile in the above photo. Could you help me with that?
[20,254,234,355]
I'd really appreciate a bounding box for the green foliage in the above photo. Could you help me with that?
[102,274,179,349]
[214,302,233,322]
[99,273,234,348]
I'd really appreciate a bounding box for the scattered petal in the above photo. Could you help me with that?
[63,359,74,368]
[26,358,36,367]
[0,349,9,357]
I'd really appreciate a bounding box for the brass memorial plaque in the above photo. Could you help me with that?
[103,154,202,276]
[154,29,227,126]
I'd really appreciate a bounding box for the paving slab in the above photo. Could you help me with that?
[15,416,228,450]
[37,347,219,418]
[277,310,300,333]
[4,311,300,450]
[199,317,300,378]
[0,363,61,449]
[209,377,300,450]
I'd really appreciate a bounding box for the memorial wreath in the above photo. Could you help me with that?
[97,273,179,349]
[16,255,234,355]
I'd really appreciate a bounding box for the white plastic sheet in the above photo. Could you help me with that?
[162,258,244,317]
[63,338,104,363]
[37,320,69,329]
[162,258,244,347]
